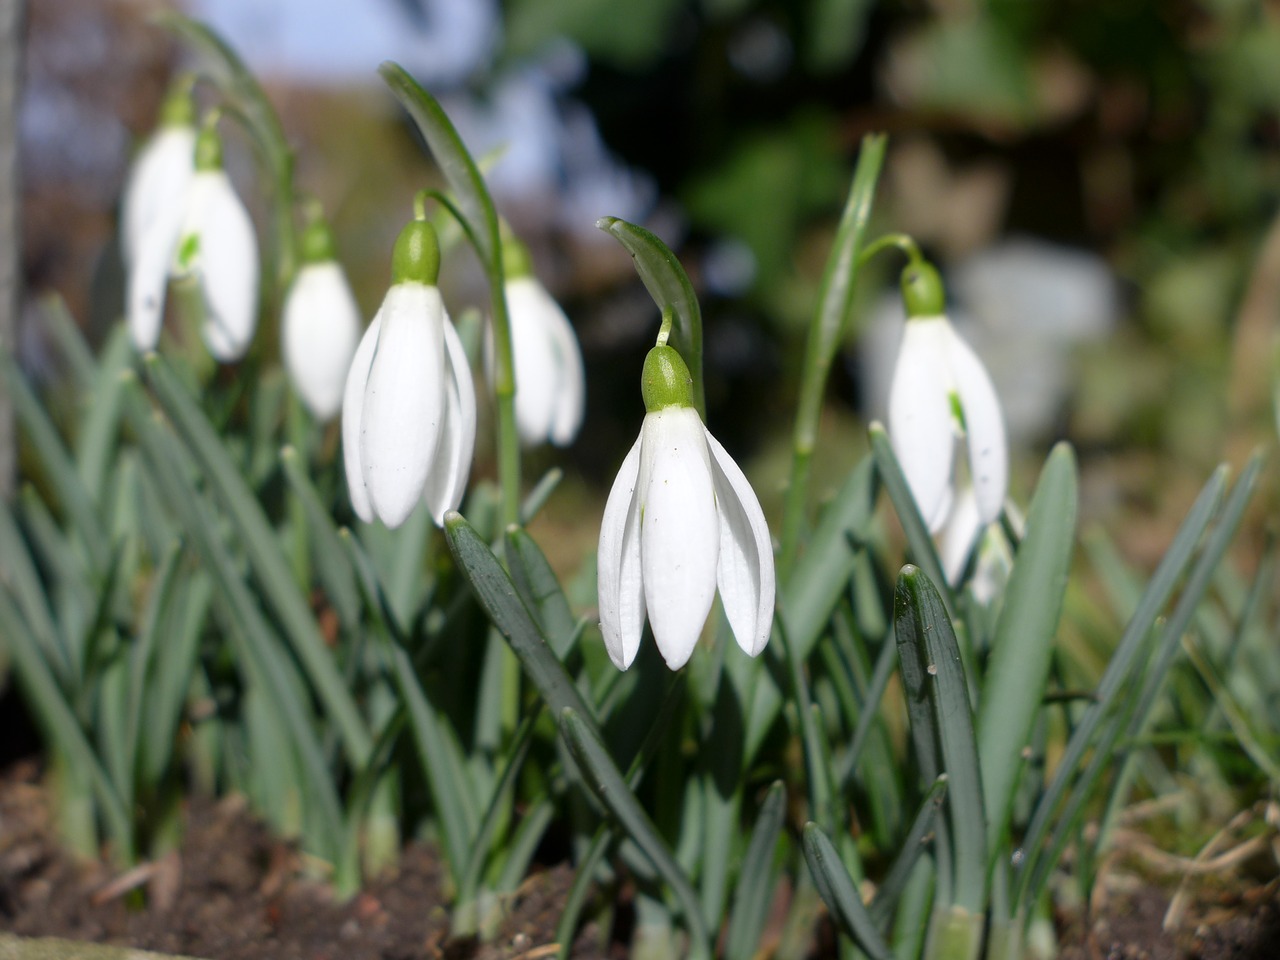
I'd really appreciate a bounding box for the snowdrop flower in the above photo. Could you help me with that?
[282,214,360,420]
[888,259,1007,534]
[342,218,476,528]
[499,239,585,446]
[120,79,195,269]
[128,117,260,361]
[598,342,774,671]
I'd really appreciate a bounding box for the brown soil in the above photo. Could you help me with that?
[2,762,1279,959]
[0,763,612,959]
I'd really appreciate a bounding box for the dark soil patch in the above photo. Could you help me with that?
[0,763,612,959]
[3,762,1279,959]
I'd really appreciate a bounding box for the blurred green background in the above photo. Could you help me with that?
[17,0,1280,574]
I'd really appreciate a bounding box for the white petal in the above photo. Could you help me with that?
[121,126,195,266]
[283,262,362,420]
[888,318,956,533]
[342,314,380,523]
[939,485,982,586]
[639,408,719,670]
[180,171,260,361]
[506,278,561,446]
[360,284,445,528]
[597,435,645,670]
[705,428,775,657]
[504,278,586,447]
[944,324,1008,526]
[127,208,182,351]
[423,314,477,524]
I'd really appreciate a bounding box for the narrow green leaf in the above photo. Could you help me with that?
[0,497,72,684]
[338,527,478,882]
[895,566,985,913]
[555,827,615,960]
[559,707,712,959]
[379,61,500,266]
[0,588,133,860]
[870,425,949,612]
[123,380,344,859]
[75,327,133,497]
[725,780,787,960]
[746,455,878,761]
[0,350,110,572]
[144,355,370,765]
[1014,462,1228,908]
[869,776,947,926]
[802,822,894,960]
[597,217,704,417]
[280,445,361,629]
[521,466,563,524]
[39,294,95,388]
[977,443,1077,861]
[505,526,576,657]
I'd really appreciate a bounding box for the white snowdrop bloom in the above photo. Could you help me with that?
[282,218,360,420]
[342,219,476,528]
[120,82,195,268]
[128,121,260,361]
[122,84,196,352]
[498,241,585,446]
[887,260,1007,534]
[598,344,774,671]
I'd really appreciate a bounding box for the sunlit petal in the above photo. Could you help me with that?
[505,277,560,445]
[361,285,445,528]
[179,171,260,362]
[939,485,982,586]
[888,318,955,533]
[121,126,195,266]
[127,209,182,352]
[598,436,645,669]
[705,428,775,657]
[283,262,361,420]
[945,324,1008,526]
[423,314,477,525]
[342,314,380,523]
[639,408,719,670]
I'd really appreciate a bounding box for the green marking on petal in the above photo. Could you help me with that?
[948,390,967,432]
[177,233,200,270]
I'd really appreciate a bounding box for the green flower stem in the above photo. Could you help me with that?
[778,134,886,576]
[489,271,521,527]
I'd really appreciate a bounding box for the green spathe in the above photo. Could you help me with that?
[299,217,337,265]
[392,219,441,286]
[641,345,694,412]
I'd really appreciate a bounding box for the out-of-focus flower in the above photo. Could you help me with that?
[127,115,260,361]
[282,214,360,420]
[498,239,585,446]
[597,343,774,671]
[888,260,1007,533]
[120,79,195,268]
[342,218,475,528]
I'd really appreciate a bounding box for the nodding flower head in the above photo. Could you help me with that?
[127,113,260,362]
[342,218,476,529]
[499,239,586,447]
[597,344,775,671]
[887,259,1007,535]
[282,215,361,420]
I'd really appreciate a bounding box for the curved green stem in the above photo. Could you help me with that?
[778,134,887,576]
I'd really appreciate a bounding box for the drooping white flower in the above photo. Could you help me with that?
[282,217,360,420]
[342,218,476,528]
[597,344,774,671]
[127,119,260,361]
[502,268,586,447]
[887,260,1007,534]
[121,83,196,352]
[120,81,196,268]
